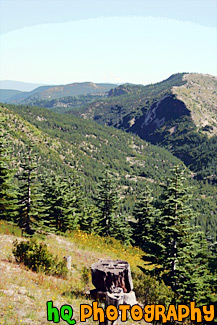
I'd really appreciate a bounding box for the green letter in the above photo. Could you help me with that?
[61,304,76,325]
[47,301,60,323]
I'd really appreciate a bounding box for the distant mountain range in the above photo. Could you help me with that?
[1,73,216,183]
[53,72,216,183]
[0,81,117,103]
[0,80,45,92]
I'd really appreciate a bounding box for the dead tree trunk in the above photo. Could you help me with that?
[91,259,137,325]
[91,259,133,293]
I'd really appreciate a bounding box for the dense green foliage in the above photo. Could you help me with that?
[13,238,68,277]
[142,114,217,184]
[133,184,156,249]
[134,167,216,307]
[0,117,18,221]
[2,103,182,196]
[94,172,119,236]
[16,147,47,235]
[132,272,174,307]
[40,172,83,233]
[94,172,132,243]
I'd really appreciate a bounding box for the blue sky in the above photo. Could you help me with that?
[0,0,216,85]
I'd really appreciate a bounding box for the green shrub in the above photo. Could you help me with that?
[132,271,174,308]
[81,266,91,286]
[12,238,68,277]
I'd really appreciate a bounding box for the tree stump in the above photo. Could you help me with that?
[91,259,133,293]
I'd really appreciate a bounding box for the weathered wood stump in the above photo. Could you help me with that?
[91,259,133,293]
[63,255,71,270]
[91,259,137,324]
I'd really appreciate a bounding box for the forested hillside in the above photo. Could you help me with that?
[1,103,182,202]
[0,103,182,219]
[1,103,217,242]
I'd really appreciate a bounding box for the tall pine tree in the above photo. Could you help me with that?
[143,166,212,304]
[16,146,46,235]
[0,116,18,222]
[133,185,156,249]
[94,171,119,236]
[94,171,132,243]
[41,170,82,233]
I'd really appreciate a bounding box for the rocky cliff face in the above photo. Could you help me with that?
[172,74,217,137]
[114,74,217,145]
[128,94,191,142]
[108,85,134,97]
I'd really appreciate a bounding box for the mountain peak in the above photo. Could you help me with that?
[172,73,217,136]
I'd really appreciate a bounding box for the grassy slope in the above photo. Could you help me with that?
[0,227,149,324]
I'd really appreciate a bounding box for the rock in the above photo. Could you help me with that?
[91,259,133,293]
[123,291,137,305]
[18,287,27,295]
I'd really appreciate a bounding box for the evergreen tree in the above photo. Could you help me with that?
[157,166,194,292]
[79,203,98,233]
[94,171,132,243]
[144,166,212,304]
[16,146,46,235]
[41,170,82,233]
[208,242,217,322]
[110,214,133,245]
[133,184,164,271]
[94,171,119,236]
[0,117,18,221]
[133,185,156,249]
[176,229,212,304]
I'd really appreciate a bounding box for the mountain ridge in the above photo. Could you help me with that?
[60,72,217,183]
[2,73,216,182]
[0,80,45,92]
[0,82,117,103]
